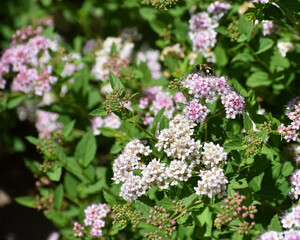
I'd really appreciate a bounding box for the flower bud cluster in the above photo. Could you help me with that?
[214,193,257,234]
[0,26,58,95]
[259,204,300,239]
[144,201,186,240]
[34,194,54,214]
[73,222,84,238]
[112,204,143,229]
[278,97,300,142]
[183,74,245,120]
[91,113,121,136]
[83,203,110,237]
[11,25,43,45]
[289,169,300,200]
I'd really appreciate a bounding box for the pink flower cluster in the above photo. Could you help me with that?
[259,204,300,240]
[289,169,300,200]
[189,2,230,61]
[0,27,58,95]
[91,113,121,136]
[139,86,186,126]
[101,54,129,81]
[35,110,62,138]
[11,25,43,45]
[182,73,245,120]
[183,99,210,123]
[83,203,110,237]
[73,222,84,238]
[278,97,300,142]
[262,20,280,36]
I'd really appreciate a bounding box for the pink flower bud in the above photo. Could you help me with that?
[147,220,151,224]
[242,213,247,218]
[233,211,238,216]
[159,226,162,230]
[172,221,176,225]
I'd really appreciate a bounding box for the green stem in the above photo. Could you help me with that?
[133,122,157,140]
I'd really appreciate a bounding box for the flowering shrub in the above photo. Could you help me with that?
[1,0,300,239]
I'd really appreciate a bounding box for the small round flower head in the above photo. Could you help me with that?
[142,158,168,189]
[35,110,62,138]
[207,1,231,20]
[194,167,228,198]
[166,160,193,186]
[155,114,202,161]
[283,229,300,239]
[119,173,148,202]
[258,230,283,240]
[202,142,227,168]
[277,41,295,57]
[183,99,210,123]
[289,169,300,200]
[262,20,280,36]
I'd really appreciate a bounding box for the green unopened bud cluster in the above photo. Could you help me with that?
[34,194,54,214]
[112,204,142,229]
[243,129,265,157]
[144,200,187,240]
[104,88,131,113]
[214,193,257,235]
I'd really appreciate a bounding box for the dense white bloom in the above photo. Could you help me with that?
[202,142,227,168]
[166,160,193,186]
[277,42,294,57]
[281,205,300,229]
[258,231,283,240]
[289,169,300,200]
[155,114,202,161]
[194,167,228,198]
[119,174,148,202]
[142,159,168,189]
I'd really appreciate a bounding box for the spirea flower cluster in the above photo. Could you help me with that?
[113,115,202,202]
[60,53,83,78]
[91,113,121,136]
[202,142,227,168]
[259,204,300,239]
[262,20,280,36]
[289,169,300,200]
[92,30,136,81]
[0,26,58,95]
[73,203,110,238]
[188,2,230,62]
[137,46,162,79]
[35,110,62,138]
[278,97,300,142]
[182,73,245,120]
[139,86,185,126]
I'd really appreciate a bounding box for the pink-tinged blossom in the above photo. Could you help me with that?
[165,160,193,186]
[262,20,280,36]
[142,158,168,189]
[278,97,300,142]
[35,110,62,138]
[137,47,162,79]
[183,73,245,119]
[61,53,83,78]
[258,230,283,240]
[139,86,175,126]
[207,1,231,20]
[183,99,210,123]
[289,169,300,200]
[91,113,121,136]
[0,30,58,96]
[83,203,110,237]
[73,222,84,238]
[202,142,227,168]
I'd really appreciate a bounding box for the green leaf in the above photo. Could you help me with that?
[215,45,228,67]
[164,55,180,73]
[99,127,117,137]
[151,107,166,134]
[53,184,64,210]
[46,163,62,181]
[249,172,265,192]
[15,196,35,208]
[268,214,283,232]
[159,115,169,131]
[7,95,26,109]
[238,15,254,42]
[281,161,294,177]
[103,190,118,206]
[229,178,248,189]
[64,172,79,199]
[231,52,254,63]
[139,7,157,21]
[243,112,253,131]
[25,136,38,146]
[74,129,97,167]
[149,19,166,35]
[62,120,76,138]
[256,38,274,54]
[89,106,108,117]
[78,180,103,198]
[109,71,124,92]
[246,71,271,88]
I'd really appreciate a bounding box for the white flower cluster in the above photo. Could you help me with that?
[91,113,121,136]
[281,205,300,229]
[277,41,294,57]
[166,160,193,186]
[155,114,202,161]
[202,142,227,168]
[142,158,168,189]
[194,167,228,198]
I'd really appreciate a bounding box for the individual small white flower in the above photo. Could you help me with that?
[277,41,294,57]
